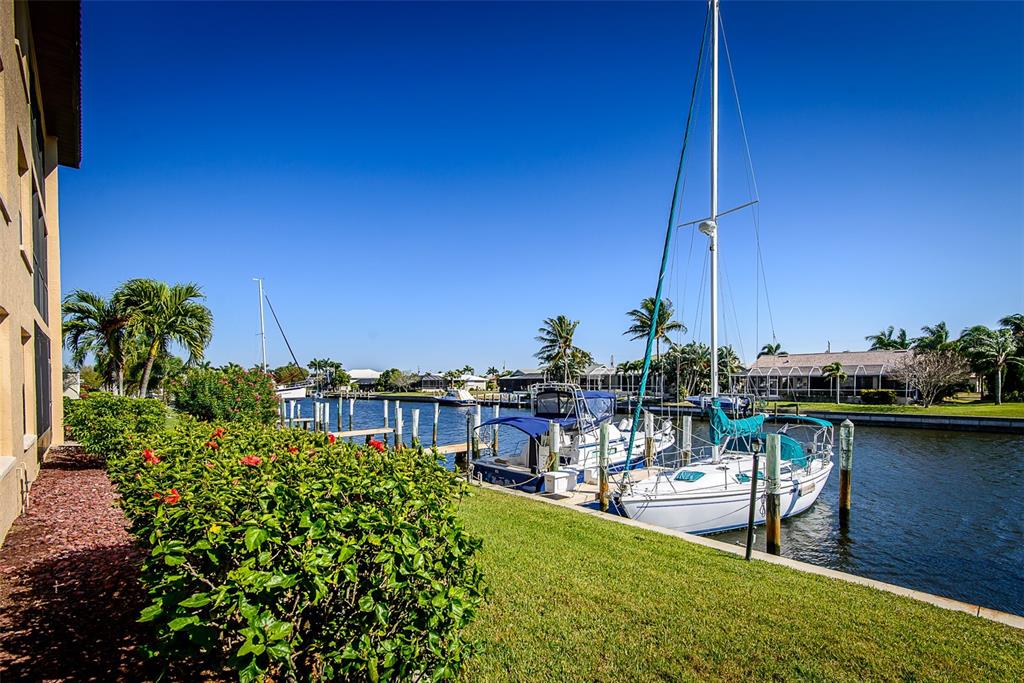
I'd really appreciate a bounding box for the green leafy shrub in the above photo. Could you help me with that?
[860,389,897,405]
[171,366,279,425]
[64,392,168,459]
[82,404,484,682]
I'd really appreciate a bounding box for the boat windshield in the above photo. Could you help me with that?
[535,391,575,418]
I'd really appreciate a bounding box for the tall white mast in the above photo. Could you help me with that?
[701,0,720,400]
[254,278,268,372]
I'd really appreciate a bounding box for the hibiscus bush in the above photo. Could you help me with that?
[170,366,280,425]
[64,392,168,460]
[79,402,485,682]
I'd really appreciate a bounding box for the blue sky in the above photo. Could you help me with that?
[62,1,1023,372]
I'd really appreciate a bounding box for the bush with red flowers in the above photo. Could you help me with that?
[69,396,485,683]
[169,366,279,425]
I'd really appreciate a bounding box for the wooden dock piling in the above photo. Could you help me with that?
[411,409,421,449]
[472,406,481,460]
[337,396,343,431]
[744,439,762,561]
[644,412,655,467]
[383,400,390,447]
[491,405,500,456]
[395,401,403,450]
[599,422,609,512]
[432,402,439,448]
[839,419,854,527]
[348,398,354,433]
[765,433,782,555]
[547,422,560,472]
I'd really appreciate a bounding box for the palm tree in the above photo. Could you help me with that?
[960,326,1021,404]
[62,290,129,395]
[535,315,591,382]
[624,297,686,366]
[758,341,784,357]
[865,326,910,350]
[913,322,951,351]
[115,279,213,397]
[718,345,743,392]
[1000,314,1024,345]
[822,361,848,404]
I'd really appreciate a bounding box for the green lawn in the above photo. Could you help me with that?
[459,488,1023,682]
[772,400,1024,418]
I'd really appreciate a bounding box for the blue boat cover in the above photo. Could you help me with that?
[729,431,808,468]
[708,405,765,446]
[478,416,574,439]
[581,391,616,422]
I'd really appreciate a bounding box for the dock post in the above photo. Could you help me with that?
[599,422,609,512]
[432,402,440,448]
[395,401,403,450]
[547,422,560,472]
[644,412,654,468]
[472,407,481,460]
[492,404,500,456]
[744,439,762,561]
[465,414,473,481]
[383,400,390,448]
[348,398,355,433]
[337,396,343,431]
[680,415,692,466]
[765,433,782,555]
[411,409,421,450]
[839,419,854,527]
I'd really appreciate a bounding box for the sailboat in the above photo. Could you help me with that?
[254,278,310,400]
[615,0,834,534]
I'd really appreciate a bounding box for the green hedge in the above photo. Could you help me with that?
[64,392,169,458]
[170,366,280,425]
[859,389,897,405]
[70,395,486,681]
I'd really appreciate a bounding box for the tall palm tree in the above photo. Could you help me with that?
[624,297,686,366]
[999,314,1024,345]
[865,326,910,350]
[960,326,1021,404]
[62,289,129,395]
[115,278,213,398]
[535,315,590,382]
[822,361,848,404]
[913,322,951,350]
[758,341,784,357]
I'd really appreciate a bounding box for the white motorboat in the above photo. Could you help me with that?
[471,383,675,493]
[436,388,477,406]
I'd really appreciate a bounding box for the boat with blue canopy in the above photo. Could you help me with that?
[470,383,675,493]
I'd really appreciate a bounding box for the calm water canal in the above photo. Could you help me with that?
[297,398,1024,616]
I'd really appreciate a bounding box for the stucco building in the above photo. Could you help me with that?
[0,1,81,543]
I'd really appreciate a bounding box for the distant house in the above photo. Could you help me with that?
[581,364,616,391]
[498,368,546,393]
[736,350,914,401]
[418,373,446,392]
[348,368,382,388]
[459,374,488,391]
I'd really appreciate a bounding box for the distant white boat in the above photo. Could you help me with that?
[436,388,477,406]
[275,382,309,400]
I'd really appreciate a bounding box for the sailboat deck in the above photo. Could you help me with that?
[532,466,666,508]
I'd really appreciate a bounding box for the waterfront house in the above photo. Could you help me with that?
[736,350,915,401]
[498,368,546,393]
[417,372,446,392]
[459,374,488,391]
[348,368,381,388]
[581,363,616,391]
[0,1,82,544]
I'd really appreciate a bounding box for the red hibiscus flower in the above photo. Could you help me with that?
[240,454,262,467]
[328,434,336,444]
[369,439,385,453]
[143,449,161,465]
[212,427,226,439]
[163,489,181,505]
[205,440,220,450]
[152,491,164,500]
[287,446,299,454]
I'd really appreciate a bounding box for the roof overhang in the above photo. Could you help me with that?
[30,1,82,168]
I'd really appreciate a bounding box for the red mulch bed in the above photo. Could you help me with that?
[0,446,222,682]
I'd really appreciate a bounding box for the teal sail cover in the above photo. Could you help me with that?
[709,406,765,445]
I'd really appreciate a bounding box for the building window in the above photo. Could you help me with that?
[32,187,47,323]
[33,323,51,436]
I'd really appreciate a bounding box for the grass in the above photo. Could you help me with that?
[459,488,1023,682]
[771,400,1024,418]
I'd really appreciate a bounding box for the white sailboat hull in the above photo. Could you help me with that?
[276,386,307,400]
[619,459,833,535]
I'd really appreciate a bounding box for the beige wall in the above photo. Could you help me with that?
[0,1,66,544]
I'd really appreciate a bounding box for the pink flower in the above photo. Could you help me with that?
[240,455,262,467]
[143,449,160,465]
